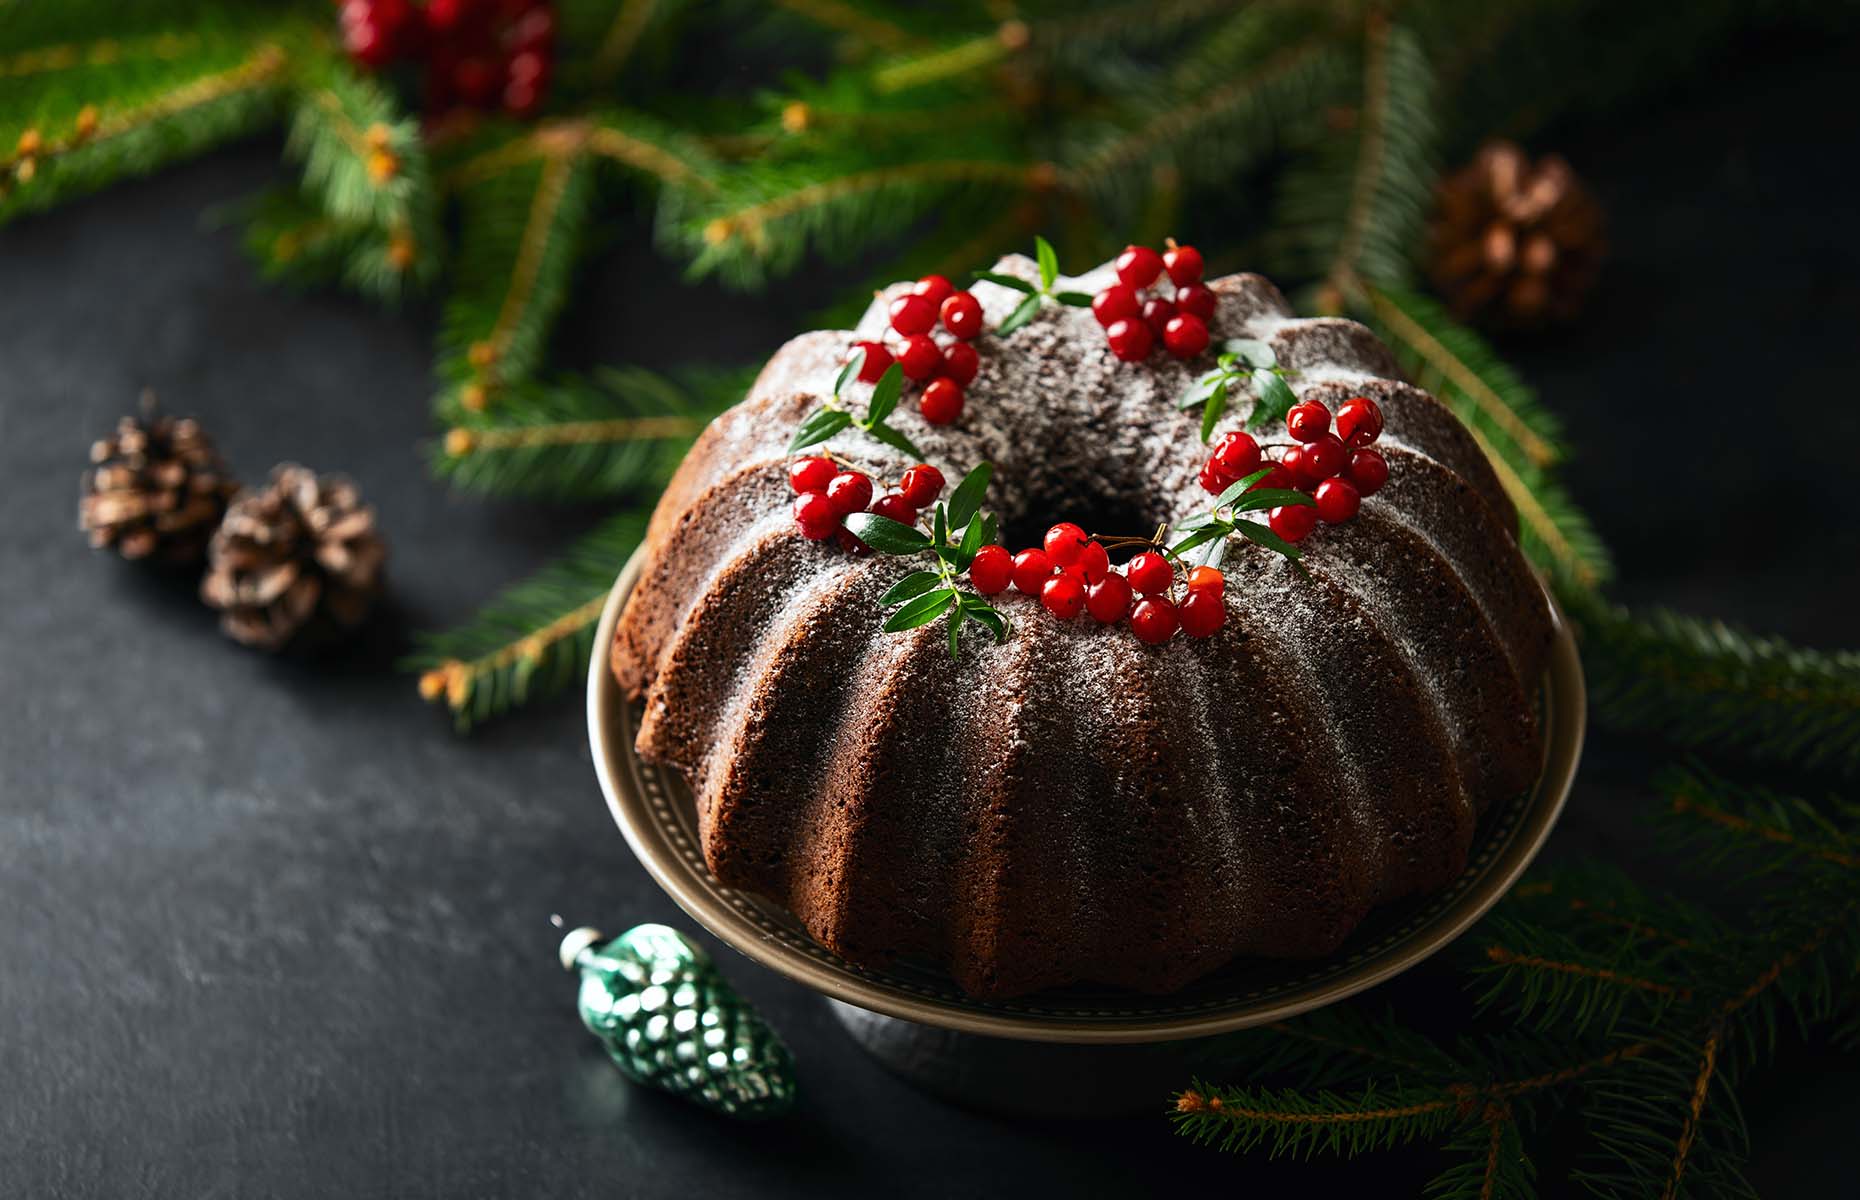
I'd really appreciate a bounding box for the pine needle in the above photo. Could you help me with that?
[408,512,646,730]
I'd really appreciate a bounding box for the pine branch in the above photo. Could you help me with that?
[1357,284,1609,590]
[1268,15,1437,294]
[433,367,745,500]
[409,511,645,730]
[1570,593,1860,776]
[0,38,291,225]
[1179,763,1860,1191]
[1065,32,1344,207]
[238,182,382,296]
[768,0,926,52]
[281,55,439,292]
[1424,1107,1536,1200]
[1172,1080,1464,1158]
[679,155,1046,288]
[438,145,597,412]
[1476,920,1694,1036]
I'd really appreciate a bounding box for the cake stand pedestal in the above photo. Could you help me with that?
[588,555,1585,1102]
[826,1000,1235,1117]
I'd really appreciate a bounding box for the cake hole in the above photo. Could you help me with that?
[999,497,1157,561]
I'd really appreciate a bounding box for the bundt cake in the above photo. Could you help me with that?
[610,250,1555,999]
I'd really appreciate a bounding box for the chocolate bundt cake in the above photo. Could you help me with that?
[610,253,1555,999]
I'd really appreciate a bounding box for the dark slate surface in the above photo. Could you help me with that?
[4,39,1855,1198]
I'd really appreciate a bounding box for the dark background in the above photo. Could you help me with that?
[4,35,1857,1198]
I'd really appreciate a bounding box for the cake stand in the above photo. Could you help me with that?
[587,553,1585,1114]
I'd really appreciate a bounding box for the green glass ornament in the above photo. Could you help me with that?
[559,924,797,1119]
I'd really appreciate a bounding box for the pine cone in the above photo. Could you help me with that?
[78,400,239,564]
[200,464,386,651]
[1427,140,1606,330]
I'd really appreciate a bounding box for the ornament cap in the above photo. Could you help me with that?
[557,925,605,971]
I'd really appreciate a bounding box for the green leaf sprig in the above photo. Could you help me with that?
[843,462,1010,660]
[975,236,1094,336]
[1164,468,1315,576]
[788,349,925,458]
[1177,338,1302,443]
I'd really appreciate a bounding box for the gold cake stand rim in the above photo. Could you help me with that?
[588,550,1585,1045]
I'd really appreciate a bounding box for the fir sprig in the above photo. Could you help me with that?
[409,512,647,730]
[434,367,741,501]
[788,352,924,459]
[849,462,1008,660]
[1176,765,1860,1197]
[1176,337,1300,442]
[977,235,1093,334]
[1569,591,1860,777]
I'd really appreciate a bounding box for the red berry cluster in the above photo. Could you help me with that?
[848,275,984,428]
[789,457,946,552]
[1197,396,1390,544]
[966,526,1228,645]
[1091,241,1218,363]
[336,0,555,120]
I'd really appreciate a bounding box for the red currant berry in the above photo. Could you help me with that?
[898,464,946,509]
[1281,444,1316,487]
[889,292,937,337]
[1314,477,1361,524]
[1105,318,1154,362]
[1187,565,1224,595]
[792,491,840,541]
[1092,284,1143,328]
[1286,400,1331,443]
[850,340,892,384]
[1335,396,1384,448]
[1115,244,1165,289]
[939,291,983,340]
[1129,597,1179,645]
[1304,432,1347,480]
[1269,503,1318,543]
[1043,522,1089,570]
[343,8,403,67]
[1126,551,1172,596]
[509,8,555,50]
[1163,242,1204,286]
[1178,589,1225,638]
[969,544,1013,595]
[1213,431,1262,477]
[1011,548,1053,595]
[1069,539,1110,584]
[788,456,836,494]
[1141,296,1177,337]
[869,492,917,526]
[424,0,468,33]
[453,56,498,104]
[825,470,873,516]
[912,274,955,306]
[1249,463,1296,492]
[1344,447,1389,496]
[920,377,964,425]
[941,341,979,386]
[1163,313,1210,358]
[897,334,942,381]
[503,66,545,117]
[1173,283,1218,321]
[1085,572,1132,623]
[1041,573,1086,620]
[836,526,872,556]
[1199,456,1239,495]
